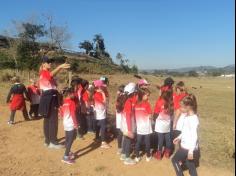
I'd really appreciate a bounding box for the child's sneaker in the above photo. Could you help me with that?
[48,143,64,149]
[124,158,136,165]
[135,157,141,162]
[117,148,122,155]
[61,156,75,165]
[101,142,111,149]
[154,151,162,160]
[69,152,76,160]
[120,154,126,161]
[146,156,152,162]
[7,121,14,125]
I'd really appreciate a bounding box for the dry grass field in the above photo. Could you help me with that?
[0,70,235,176]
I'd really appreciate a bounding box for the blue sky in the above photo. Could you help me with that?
[0,0,235,69]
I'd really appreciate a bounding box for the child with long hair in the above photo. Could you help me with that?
[115,84,125,154]
[173,81,188,132]
[80,79,90,135]
[134,88,153,162]
[86,84,95,133]
[120,82,137,165]
[93,80,110,149]
[59,88,78,165]
[154,89,174,160]
[6,76,30,124]
[172,94,200,176]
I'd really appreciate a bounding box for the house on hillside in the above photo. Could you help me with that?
[220,74,235,78]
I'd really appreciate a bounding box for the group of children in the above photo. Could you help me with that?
[115,77,200,176]
[7,77,41,125]
[6,71,200,175]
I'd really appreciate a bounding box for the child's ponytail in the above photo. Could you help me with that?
[116,92,129,113]
[182,94,198,113]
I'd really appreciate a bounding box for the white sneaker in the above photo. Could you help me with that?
[124,158,136,165]
[7,121,14,125]
[101,142,111,149]
[146,156,152,162]
[135,157,141,162]
[117,148,122,155]
[120,154,126,161]
[48,143,64,149]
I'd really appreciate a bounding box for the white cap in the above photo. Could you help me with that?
[124,82,137,95]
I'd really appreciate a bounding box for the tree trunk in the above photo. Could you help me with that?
[68,71,72,87]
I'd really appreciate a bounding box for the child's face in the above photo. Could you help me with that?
[43,62,51,69]
[177,86,184,93]
[142,93,150,101]
[180,103,188,113]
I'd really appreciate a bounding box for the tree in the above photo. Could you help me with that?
[116,53,125,65]
[131,65,138,74]
[188,70,199,77]
[43,14,71,51]
[79,40,93,54]
[93,34,105,56]
[51,25,71,51]
[17,22,46,72]
[19,23,46,42]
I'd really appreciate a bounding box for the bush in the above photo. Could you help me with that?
[1,72,13,82]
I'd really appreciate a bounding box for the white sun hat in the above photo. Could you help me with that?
[124,82,137,95]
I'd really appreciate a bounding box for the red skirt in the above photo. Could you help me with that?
[10,94,26,111]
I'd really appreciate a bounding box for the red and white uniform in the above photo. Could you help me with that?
[39,70,57,91]
[93,91,106,120]
[27,85,40,105]
[134,101,153,135]
[80,90,89,114]
[173,92,188,111]
[60,98,78,131]
[154,98,171,133]
[121,96,137,134]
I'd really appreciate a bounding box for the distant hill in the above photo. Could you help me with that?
[142,65,235,74]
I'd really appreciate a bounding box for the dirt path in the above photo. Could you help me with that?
[0,106,234,176]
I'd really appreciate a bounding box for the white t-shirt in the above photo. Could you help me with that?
[176,113,187,131]
[116,112,122,129]
[178,114,199,153]
[63,113,74,131]
[155,112,171,133]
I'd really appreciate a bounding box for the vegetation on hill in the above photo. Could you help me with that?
[0,15,138,75]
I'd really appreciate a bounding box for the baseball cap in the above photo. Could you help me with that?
[93,80,106,88]
[138,79,150,86]
[42,56,54,63]
[124,82,137,95]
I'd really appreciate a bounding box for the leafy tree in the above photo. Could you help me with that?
[17,22,46,71]
[93,34,105,56]
[131,65,138,74]
[79,40,93,54]
[188,70,199,77]
[19,23,46,42]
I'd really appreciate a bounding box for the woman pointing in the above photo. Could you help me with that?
[38,56,70,149]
